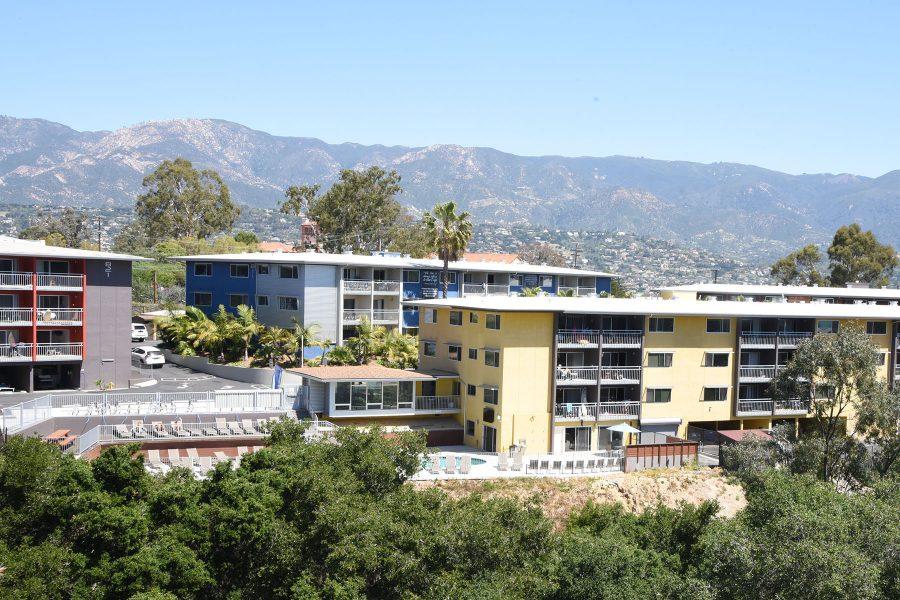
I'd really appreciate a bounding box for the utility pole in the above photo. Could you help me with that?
[96,216,102,249]
[712,268,719,284]
[571,243,580,268]
[152,269,159,304]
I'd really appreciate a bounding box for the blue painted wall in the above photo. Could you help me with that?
[185,260,256,315]
[596,276,612,295]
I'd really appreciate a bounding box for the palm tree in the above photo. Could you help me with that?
[192,306,231,360]
[233,304,262,363]
[520,286,543,297]
[424,201,473,298]
[257,326,300,367]
[342,316,382,365]
[377,328,419,369]
[291,318,321,366]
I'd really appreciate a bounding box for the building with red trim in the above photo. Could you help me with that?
[0,236,147,392]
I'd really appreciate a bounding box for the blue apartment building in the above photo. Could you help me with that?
[179,251,614,344]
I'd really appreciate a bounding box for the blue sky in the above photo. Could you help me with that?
[3,1,898,176]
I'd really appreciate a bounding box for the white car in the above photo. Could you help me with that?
[131,323,149,342]
[132,346,165,367]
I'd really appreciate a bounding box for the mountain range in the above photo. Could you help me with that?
[2,115,899,254]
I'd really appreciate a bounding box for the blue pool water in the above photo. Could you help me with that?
[422,456,487,470]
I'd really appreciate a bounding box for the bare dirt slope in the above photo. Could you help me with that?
[413,468,745,528]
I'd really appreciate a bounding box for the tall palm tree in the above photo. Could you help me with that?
[258,326,299,367]
[424,201,473,298]
[291,318,321,366]
[233,304,262,363]
[343,316,382,365]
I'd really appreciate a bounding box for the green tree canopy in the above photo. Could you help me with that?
[21,207,93,248]
[136,158,239,242]
[516,242,567,267]
[827,223,898,287]
[232,231,259,245]
[306,166,403,253]
[770,244,827,286]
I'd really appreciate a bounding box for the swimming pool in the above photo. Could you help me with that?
[421,455,487,470]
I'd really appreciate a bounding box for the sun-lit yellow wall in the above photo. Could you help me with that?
[642,316,735,435]
[418,308,554,452]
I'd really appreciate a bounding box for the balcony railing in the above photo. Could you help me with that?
[463,283,510,296]
[0,308,33,324]
[736,399,774,415]
[372,310,400,323]
[739,365,777,381]
[36,274,83,289]
[556,366,599,384]
[373,280,401,293]
[343,280,372,293]
[0,272,33,287]
[740,332,813,347]
[36,308,83,324]
[602,330,643,347]
[774,399,811,414]
[557,330,601,347]
[414,395,460,411]
[342,310,370,323]
[0,344,33,362]
[36,343,83,360]
[778,332,814,347]
[554,401,640,419]
[600,366,641,384]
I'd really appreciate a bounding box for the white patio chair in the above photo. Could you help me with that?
[444,454,456,475]
[497,452,509,471]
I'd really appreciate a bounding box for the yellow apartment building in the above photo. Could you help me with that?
[410,295,899,454]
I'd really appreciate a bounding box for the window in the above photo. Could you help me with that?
[706,318,731,333]
[257,295,269,307]
[867,321,887,335]
[509,273,521,287]
[483,408,495,424]
[564,427,592,452]
[449,310,463,326]
[448,344,462,361]
[279,265,299,279]
[193,292,212,307]
[228,294,248,308]
[444,272,457,285]
[423,341,436,356]
[541,275,553,288]
[403,270,419,283]
[484,387,499,405]
[648,317,674,333]
[40,260,69,274]
[646,388,672,403]
[257,264,269,275]
[469,311,479,324]
[334,381,413,411]
[193,262,213,277]
[647,352,673,367]
[486,314,501,330]
[704,352,729,367]
[229,263,249,278]
[817,320,839,333]
[423,309,437,324]
[278,296,299,311]
[467,384,477,396]
[484,349,500,367]
[468,348,478,360]
[465,420,476,436]
[703,387,728,402]
[878,352,888,365]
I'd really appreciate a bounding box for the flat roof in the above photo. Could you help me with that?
[406,295,900,320]
[655,282,900,300]
[287,364,436,382]
[172,250,615,278]
[0,236,150,261]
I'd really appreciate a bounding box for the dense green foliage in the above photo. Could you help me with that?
[770,223,897,287]
[21,207,96,249]
[0,425,897,599]
[321,316,419,369]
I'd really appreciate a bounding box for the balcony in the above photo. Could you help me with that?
[343,280,372,293]
[774,398,810,415]
[36,308,83,325]
[557,330,601,348]
[556,366,598,385]
[36,274,83,290]
[372,280,401,293]
[558,286,596,297]
[740,332,813,348]
[0,344,33,362]
[739,365,777,382]
[0,272,32,289]
[414,395,461,412]
[736,398,774,416]
[373,310,400,323]
[342,309,400,325]
[463,283,510,296]
[0,308,33,326]
[36,343,83,360]
[555,401,640,420]
[600,366,641,385]
[602,330,643,348]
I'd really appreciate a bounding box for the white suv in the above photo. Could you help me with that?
[132,346,165,367]
[131,323,148,342]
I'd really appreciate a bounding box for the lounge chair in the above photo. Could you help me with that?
[151,421,169,438]
[497,452,509,471]
[214,418,229,435]
[511,452,524,471]
[197,456,213,472]
[171,421,190,437]
[444,455,456,475]
[574,459,585,473]
[460,455,472,475]
[586,458,597,472]
[237,446,249,456]
[528,458,539,472]
[214,451,229,463]
[538,458,550,471]
[252,445,263,452]
[131,420,148,437]
[167,448,181,463]
[114,424,131,439]
[146,449,165,472]
[241,419,257,434]
[186,448,200,466]
[551,459,562,473]
[226,421,241,435]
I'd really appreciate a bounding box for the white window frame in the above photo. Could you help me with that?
[448,344,462,361]
[706,318,731,334]
[648,317,675,333]
[484,349,500,367]
[257,264,270,275]
[228,293,249,308]
[279,265,299,279]
[645,388,672,403]
[541,275,553,288]
[403,270,420,283]
[193,262,213,277]
[703,387,728,402]
[647,352,673,368]
[449,310,463,326]
[229,263,250,278]
[866,321,887,335]
[704,352,730,367]
[486,314,501,330]
[423,340,437,357]
[483,387,499,405]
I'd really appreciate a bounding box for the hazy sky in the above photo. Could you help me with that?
[3,1,898,176]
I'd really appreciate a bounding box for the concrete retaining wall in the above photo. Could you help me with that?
[162,350,304,388]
